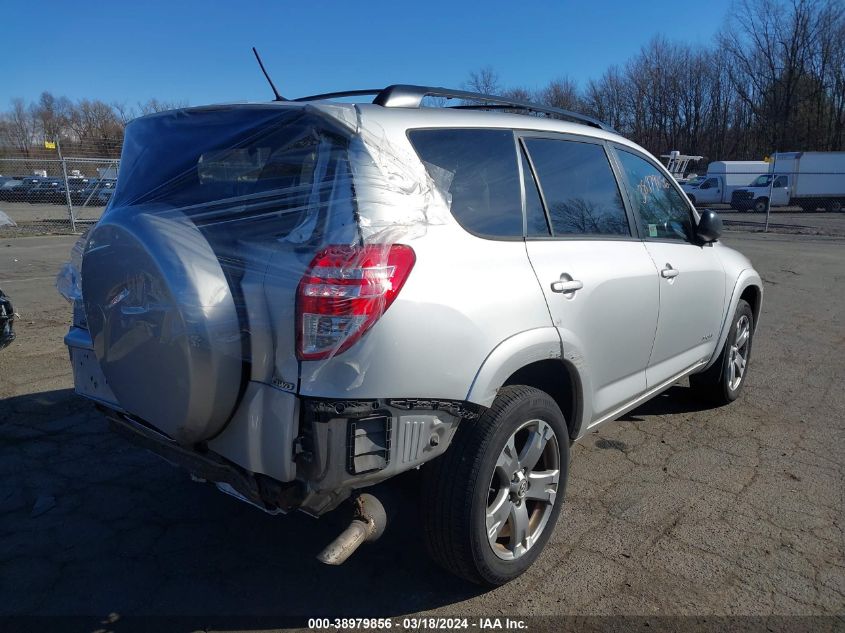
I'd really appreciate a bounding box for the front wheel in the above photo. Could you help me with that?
[753,198,769,214]
[690,299,754,405]
[421,386,569,585]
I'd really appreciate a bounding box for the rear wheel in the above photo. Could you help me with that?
[690,299,754,405]
[421,386,569,585]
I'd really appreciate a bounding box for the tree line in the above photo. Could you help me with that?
[0,95,186,159]
[1,0,842,165]
[467,0,843,162]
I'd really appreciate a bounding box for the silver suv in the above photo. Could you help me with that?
[62,85,762,585]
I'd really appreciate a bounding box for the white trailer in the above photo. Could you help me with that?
[731,152,845,212]
[681,161,768,205]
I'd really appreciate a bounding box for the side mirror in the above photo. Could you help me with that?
[696,209,722,243]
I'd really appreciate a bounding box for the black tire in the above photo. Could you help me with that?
[690,299,754,405]
[421,385,569,585]
[753,198,768,214]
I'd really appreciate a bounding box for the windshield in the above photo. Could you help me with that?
[751,174,772,187]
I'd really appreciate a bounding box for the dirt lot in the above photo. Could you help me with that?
[0,201,103,235]
[0,230,843,630]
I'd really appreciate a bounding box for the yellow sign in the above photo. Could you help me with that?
[44,140,56,150]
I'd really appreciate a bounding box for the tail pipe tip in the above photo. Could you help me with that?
[316,493,386,566]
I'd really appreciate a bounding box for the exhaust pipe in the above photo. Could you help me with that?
[317,493,386,565]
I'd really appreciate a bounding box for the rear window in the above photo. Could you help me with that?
[113,107,353,221]
[103,106,362,248]
[407,128,522,238]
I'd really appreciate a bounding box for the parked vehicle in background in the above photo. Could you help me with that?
[0,179,22,199]
[62,85,763,585]
[58,178,91,204]
[25,179,63,204]
[660,150,702,183]
[0,288,14,350]
[731,152,845,212]
[682,161,769,206]
[94,186,115,206]
[0,177,42,202]
[73,179,116,205]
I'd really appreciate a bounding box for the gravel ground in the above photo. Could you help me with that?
[0,230,842,630]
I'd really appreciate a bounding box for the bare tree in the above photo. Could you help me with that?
[1,99,34,156]
[30,92,73,144]
[719,0,845,153]
[539,77,580,110]
[465,66,501,95]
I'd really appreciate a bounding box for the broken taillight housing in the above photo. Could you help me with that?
[296,244,415,360]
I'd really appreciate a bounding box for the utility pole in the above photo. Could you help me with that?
[55,139,76,233]
[765,152,777,233]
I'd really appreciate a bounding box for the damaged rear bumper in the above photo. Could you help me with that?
[66,326,478,517]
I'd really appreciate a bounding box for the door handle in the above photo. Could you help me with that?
[660,264,680,279]
[551,277,584,293]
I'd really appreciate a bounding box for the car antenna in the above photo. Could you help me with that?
[252,47,285,101]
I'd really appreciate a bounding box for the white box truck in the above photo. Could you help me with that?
[682,161,769,205]
[730,152,845,212]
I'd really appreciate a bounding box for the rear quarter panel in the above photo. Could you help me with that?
[298,224,554,400]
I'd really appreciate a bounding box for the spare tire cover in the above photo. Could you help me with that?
[82,208,243,444]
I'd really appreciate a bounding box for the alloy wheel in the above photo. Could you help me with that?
[728,314,751,391]
[486,419,560,561]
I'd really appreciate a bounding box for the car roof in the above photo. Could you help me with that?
[353,102,634,146]
[145,99,638,149]
[136,94,659,172]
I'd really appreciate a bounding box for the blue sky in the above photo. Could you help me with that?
[3,0,735,107]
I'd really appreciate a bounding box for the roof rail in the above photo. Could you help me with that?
[292,89,383,102]
[293,84,615,132]
[374,84,615,132]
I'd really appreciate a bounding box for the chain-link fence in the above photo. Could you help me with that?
[0,155,119,234]
[1,152,842,236]
[681,166,845,235]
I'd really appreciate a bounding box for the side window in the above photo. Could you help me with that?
[520,147,550,237]
[522,138,630,237]
[616,149,693,242]
[407,129,522,238]
[702,178,717,189]
[774,175,788,188]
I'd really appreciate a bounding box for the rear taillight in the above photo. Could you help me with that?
[296,244,415,360]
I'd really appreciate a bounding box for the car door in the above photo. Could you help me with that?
[613,146,726,388]
[772,174,790,206]
[699,177,721,204]
[520,134,660,423]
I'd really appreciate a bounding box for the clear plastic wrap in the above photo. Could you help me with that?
[57,102,453,443]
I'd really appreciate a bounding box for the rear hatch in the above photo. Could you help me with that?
[82,104,359,444]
